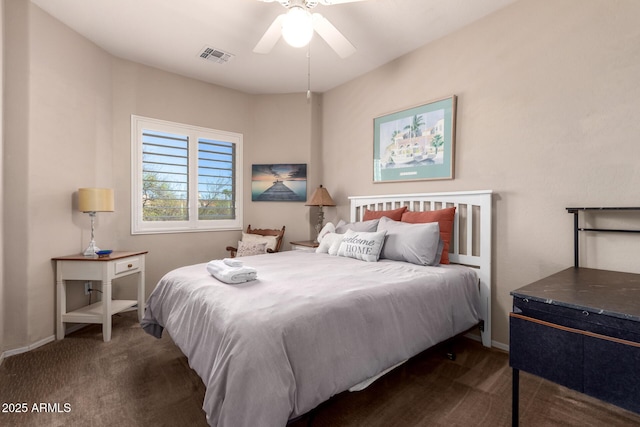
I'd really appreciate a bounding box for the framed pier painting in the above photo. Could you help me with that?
[251,164,307,202]
[373,95,457,183]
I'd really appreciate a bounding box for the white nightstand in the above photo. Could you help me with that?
[290,240,319,252]
[53,251,147,342]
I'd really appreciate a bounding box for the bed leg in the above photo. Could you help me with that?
[298,399,331,427]
[306,410,317,427]
[446,341,456,361]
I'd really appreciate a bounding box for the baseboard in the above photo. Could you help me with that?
[464,332,509,352]
[491,340,509,352]
[1,334,55,362]
[0,324,89,365]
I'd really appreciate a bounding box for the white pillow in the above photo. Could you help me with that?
[337,229,387,262]
[315,232,344,255]
[236,240,267,257]
[317,222,336,243]
[377,216,442,266]
[328,235,344,256]
[242,232,278,252]
[335,219,379,234]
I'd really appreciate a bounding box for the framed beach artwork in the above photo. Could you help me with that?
[373,95,457,183]
[251,164,307,202]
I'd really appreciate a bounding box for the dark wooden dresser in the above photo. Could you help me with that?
[509,207,640,425]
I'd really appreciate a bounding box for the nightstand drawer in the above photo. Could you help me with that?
[114,257,141,275]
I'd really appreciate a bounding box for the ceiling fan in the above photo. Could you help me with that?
[253,0,368,58]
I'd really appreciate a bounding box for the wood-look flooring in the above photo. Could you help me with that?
[1,311,639,426]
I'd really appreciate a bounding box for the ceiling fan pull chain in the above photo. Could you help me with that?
[307,45,312,101]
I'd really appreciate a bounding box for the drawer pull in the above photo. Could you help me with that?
[115,258,140,274]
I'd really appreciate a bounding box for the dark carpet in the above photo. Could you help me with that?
[1,312,639,427]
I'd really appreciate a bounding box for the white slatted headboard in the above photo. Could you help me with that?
[349,190,493,348]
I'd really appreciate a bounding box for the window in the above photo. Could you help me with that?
[131,115,243,234]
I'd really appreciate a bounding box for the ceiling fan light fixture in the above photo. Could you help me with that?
[281,6,314,48]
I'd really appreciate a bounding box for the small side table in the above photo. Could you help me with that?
[52,251,147,342]
[290,240,319,252]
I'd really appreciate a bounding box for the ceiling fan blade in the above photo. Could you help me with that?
[312,13,356,58]
[253,15,285,54]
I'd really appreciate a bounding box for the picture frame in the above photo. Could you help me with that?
[251,163,307,202]
[373,95,457,183]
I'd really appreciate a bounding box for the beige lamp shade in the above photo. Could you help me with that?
[306,185,336,207]
[78,188,114,212]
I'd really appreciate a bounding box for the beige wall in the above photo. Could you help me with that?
[0,0,5,358]
[1,2,318,351]
[109,68,322,301]
[322,0,640,346]
[3,1,117,348]
[3,0,640,353]
[109,59,252,299]
[246,93,323,245]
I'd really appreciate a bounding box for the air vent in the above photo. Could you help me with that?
[198,46,234,64]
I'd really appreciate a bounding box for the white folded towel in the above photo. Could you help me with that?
[207,260,257,284]
[223,258,244,267]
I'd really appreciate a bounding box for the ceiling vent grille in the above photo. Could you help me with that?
[198,46,234,64]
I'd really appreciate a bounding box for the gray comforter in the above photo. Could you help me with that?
[142,251,480,427]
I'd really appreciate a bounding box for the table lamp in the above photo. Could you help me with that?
[78,188,114,256]
[306,185,336,242]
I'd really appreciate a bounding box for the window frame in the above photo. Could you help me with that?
[131,115,243,234]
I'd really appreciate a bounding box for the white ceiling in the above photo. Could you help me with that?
[31,0,517,95]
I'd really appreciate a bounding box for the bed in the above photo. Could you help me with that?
[142,190,493,427]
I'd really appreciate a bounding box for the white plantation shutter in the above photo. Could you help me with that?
[197,138,236,220]
[142,130,189,221]
[131,115,243,234]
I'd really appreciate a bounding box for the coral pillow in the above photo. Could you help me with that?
[401,207,456,264]
[362,206,407,221]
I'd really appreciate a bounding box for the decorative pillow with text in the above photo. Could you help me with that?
[337,229,387,262]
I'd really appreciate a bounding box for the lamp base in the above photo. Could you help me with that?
[313,224,322,244]
[314,206,325,243]
[83,240,101,257]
